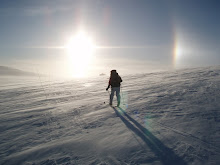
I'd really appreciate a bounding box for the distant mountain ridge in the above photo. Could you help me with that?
[0,66,36,76]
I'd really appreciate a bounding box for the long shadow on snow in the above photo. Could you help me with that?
[113,107,187,165]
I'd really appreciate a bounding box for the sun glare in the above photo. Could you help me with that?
[66,32,95,78]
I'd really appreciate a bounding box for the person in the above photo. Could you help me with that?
[106,70,122,106]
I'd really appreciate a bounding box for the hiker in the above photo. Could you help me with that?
[106,70,122,106]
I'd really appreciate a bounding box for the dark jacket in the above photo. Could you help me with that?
[108,72,122,88]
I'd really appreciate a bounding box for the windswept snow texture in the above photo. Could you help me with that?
[0,66,220,165]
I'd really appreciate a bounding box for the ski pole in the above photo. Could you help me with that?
[104,90,110,104]
[120,85,125,106]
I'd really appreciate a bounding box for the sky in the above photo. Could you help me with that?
[0,0,219,78]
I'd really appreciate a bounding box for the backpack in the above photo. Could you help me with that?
[110,70,122,87]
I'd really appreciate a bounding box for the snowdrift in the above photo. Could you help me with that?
[0,66,220,165]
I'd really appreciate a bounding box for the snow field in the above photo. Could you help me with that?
[0,66,220,164]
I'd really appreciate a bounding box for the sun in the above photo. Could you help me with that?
[66,31,95,78]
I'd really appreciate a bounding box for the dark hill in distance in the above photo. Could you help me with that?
[0,66,36,76]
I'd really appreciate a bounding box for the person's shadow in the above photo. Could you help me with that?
[113,107,187,165]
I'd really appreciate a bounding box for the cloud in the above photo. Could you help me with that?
[0,0,75,17]
[23,6,72,16]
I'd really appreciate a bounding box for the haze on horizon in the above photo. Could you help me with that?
[0,0,219,78]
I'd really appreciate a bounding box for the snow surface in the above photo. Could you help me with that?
[0,66,220,165]
[0,66,36,76]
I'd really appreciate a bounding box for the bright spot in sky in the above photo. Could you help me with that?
[174,43,183,67]
[66,31,95,78]
[175,44,182,59]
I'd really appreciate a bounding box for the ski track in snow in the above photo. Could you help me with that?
[0,66,220,165]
